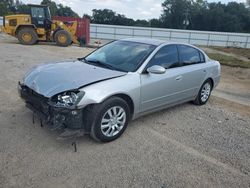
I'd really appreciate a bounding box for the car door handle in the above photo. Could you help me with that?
[175,76,182,81]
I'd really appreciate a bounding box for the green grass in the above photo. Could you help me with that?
[207,53,250,68]
[211,47,250,60]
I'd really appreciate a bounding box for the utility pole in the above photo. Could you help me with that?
[183,9,190,29]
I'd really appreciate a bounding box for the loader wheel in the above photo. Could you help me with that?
[17,28,38,45]
[54,30,72,47]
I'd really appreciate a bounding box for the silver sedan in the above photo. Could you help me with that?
[19,38,220,142]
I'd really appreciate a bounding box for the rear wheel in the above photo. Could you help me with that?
[193,80,212,105]
[54,30,72,47]
[90,97,130,142]
[17,28,38,45]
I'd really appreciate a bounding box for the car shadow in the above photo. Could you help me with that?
[129,102,194,128]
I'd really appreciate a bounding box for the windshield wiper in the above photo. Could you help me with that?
[87,59,126,72]
[78,58,126,72]
[77,57,88,63]
[87,59,114,70]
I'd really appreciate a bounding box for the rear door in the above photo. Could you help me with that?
[175,44,208,99]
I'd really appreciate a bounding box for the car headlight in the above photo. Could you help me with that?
[52,91,85,108]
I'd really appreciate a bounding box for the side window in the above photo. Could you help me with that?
[147,45,179,69]
[199,51,205,63]
[178,45,202,65]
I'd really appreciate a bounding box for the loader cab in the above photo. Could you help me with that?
[29,4,52,29]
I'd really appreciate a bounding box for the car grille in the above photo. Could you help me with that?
[22,86,50,115]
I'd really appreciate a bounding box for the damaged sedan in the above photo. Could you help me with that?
[19,38,220,142]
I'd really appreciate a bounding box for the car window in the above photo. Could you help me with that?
[178,45,203,65]
[147,45,179,69]
[85,41,156,72]
[199,51,205,62]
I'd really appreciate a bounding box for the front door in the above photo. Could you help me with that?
[140,44,185,112]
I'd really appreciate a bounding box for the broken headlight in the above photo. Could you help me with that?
[52,91,85,108]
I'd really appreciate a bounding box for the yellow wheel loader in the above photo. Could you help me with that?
[1,4,79,47]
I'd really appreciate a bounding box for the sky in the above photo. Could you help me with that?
[22,0,247,20]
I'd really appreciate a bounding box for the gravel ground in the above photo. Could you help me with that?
[0,34,250,188]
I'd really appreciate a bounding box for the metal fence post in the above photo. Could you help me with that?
[169,31,172,41]
[245,36,249,48]
[95,26,97,39]
[114,27,116,40]
[226,35,230,47]
[188,32,191,44]
[207,34,210,47]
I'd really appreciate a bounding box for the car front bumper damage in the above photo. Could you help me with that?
[18,82,89,135]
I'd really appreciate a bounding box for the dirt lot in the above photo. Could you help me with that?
[0,34,250,188]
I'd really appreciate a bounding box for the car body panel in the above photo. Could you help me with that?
[23,60,126,97]
[77,72,141,116]
[140,63,207,112]
[77,61,220,120]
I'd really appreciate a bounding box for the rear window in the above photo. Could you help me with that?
[178,45,203,65]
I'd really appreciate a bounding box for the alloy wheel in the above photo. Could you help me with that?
[200,83,211,102]
[101,106,126,137]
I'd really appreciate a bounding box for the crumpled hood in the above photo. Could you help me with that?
[24,60,126,97]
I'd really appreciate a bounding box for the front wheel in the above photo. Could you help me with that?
[193,80,212,105]
[54,30,72,47]
[90,97,130,142]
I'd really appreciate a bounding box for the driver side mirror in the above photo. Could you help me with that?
[147,65,166,74]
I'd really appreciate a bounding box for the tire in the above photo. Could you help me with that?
[90,97,130,142]
[54,30,72,47]
[17,28,38,45]
[193,80,212,105]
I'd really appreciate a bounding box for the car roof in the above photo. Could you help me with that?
[120,38,165,46]
[118,38,205,54]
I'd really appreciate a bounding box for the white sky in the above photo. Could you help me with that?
[22,0,247,20]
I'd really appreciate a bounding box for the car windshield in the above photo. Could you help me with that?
[84,40,156,72]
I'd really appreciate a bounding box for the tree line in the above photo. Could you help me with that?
[1,0,250,33]
[0,0,78,18]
